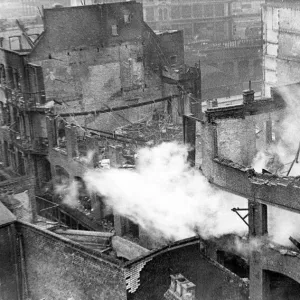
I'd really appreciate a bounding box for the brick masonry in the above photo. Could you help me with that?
[0,223,19,300]
[126,241,248,300]
[16,221,127,300]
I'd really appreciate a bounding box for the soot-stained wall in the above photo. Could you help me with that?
[17,222,127,300]
[127,241,248,300]
[0,224,19,300]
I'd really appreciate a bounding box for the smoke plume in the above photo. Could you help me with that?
[251,85,300,247]
[253,85,300,176]
[53,141,300,248]
[84,142,248,241]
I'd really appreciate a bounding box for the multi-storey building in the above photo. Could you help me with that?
[0,0,72,18]
[0,0,23,19]
[142,0,233,43]
[0,1,199,247]
[232,0,264,40]
[0,17,43,51]
[262,0,300,97]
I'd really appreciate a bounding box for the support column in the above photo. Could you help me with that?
[183,115,196,167]
[249,200,270,300]
[65,125,78,159]
[2,141,9,166]
[265,119,272,145]
[85,136,99,168]
[200,122,218,179]
[114,214,126,236]
[46,116,56,149]
[28,182,37,223]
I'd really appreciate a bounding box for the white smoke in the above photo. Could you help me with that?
[83,142,248,241]
[53,141,300,249]
[252,85,300,176]
[268,206,300,247]
[55,180,80,208]
[251,85,300,247]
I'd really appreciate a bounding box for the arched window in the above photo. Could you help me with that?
[158,8,163,21]
[56,120,66,148]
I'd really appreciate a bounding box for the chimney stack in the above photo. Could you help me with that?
[243,81,255,105]
[165,274,196,300]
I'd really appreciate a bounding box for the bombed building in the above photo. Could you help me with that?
[1,0,300,300]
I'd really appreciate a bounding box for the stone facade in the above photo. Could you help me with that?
[263,0,300,96]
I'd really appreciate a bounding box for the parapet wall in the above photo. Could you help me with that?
[17,221,127,300]
[200,95,300,213]
[126,239,248,300]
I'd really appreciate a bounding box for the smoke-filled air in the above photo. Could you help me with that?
[252,85,300,176]
[83,142,248,241]
[251,85,300,247]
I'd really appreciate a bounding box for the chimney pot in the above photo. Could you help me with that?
[182,282,196,300]
[243,89,255,105]
[176,277,187,295]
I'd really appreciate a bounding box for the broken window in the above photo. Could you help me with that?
[170,55,177,66]
[17,151,25,176]
[27,64,45,105]
[6,68,20,90]
[56,120,66,148]
[0,64,5,84]
[7,68,14,89]
[111,25,118,36]
[9,36,21,51]
[13,69,20,90]
[124,12,131,24]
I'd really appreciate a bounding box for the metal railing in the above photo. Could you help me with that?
[36,196,91,231]
[186,38,262,51]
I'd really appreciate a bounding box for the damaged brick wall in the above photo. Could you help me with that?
[156,30,185,68]
[216,116,256,166]
[263,4,300,96]
[127,242,248,300]
[17,221,127,300]
[261,247,300,285]
[0,223,19,300]
[27,4,165,131]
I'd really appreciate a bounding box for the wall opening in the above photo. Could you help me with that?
[217,250,249,279]
[267,270,300,300]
